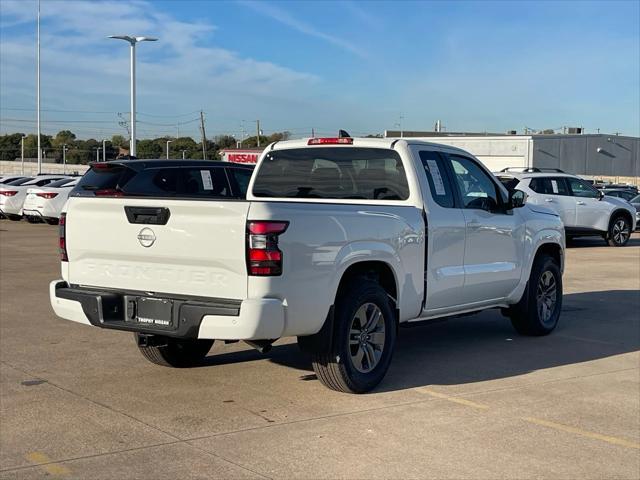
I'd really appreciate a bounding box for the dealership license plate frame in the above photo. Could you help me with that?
[135,297,174,329]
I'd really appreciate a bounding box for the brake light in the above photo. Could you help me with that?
[246,221,288,276]
[37,192,58,199]
[0,190,18,197]
[59,213,68,262]
[94,188,124,197]
[307,137,353,145]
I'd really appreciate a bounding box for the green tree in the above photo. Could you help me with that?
[111,134,127,148]
[0,133,25,161]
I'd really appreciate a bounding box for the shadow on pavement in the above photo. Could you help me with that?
[201,289,640,392]
[568,234,640,248]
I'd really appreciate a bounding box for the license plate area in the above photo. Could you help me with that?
[130,297,174,329]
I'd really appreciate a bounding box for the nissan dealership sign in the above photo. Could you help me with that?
[219,148,264,164]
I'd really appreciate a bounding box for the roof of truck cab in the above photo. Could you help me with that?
[267,137,471,154]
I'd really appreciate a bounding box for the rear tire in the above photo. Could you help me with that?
[606,215,631,247]
[135,334,214,368]
[507,254,562,336]
[311,280,396,393]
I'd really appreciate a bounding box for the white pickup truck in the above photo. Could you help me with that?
[50,140,565,393]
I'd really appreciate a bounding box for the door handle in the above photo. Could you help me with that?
[545,198,554,202]
[576,201,586,206]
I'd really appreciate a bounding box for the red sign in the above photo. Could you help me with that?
[227,153,259,164]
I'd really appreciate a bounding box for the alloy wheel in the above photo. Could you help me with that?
[536,270,557,325]
[612,219,630,245]
[348,303,386,373]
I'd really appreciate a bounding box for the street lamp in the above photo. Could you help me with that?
[96,147,102,162]
[107,35,158,157]
[62,144,68,174]
[166,140,172,159]
[181,149,187,160]
[21,135,27,174]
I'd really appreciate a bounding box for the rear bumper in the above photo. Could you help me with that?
[49,280,285,340]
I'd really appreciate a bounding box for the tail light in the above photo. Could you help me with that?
[59,213,68,262]
[308,137,353,145]
[37,192,58,199]
[0,190,18,197]
[246,221,288,276]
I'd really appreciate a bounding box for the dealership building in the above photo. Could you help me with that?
[384,131,640,185]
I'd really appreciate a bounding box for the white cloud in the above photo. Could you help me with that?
[238,0,368,58]
[0,0,321,138]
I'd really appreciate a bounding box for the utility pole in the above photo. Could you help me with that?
[21,135,26,175]
[62,144,67,174]
[36,0,42,174]
[199,111,207,160]
[166,140,172,159]
[256,120,261,147]
[102,139,106,162]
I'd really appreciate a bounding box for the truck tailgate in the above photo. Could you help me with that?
[65,197,250,299]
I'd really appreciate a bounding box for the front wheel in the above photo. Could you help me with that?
[135,334,214,367]
[606,215,631,247]
[310,281,396,393]
[507,254,562,336]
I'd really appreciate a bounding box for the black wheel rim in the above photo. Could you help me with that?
[536,270,558,326]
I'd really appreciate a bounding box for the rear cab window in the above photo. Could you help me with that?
[252,147,410,200]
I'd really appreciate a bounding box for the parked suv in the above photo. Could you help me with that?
[51,140,565,393]
[496,172,636,246]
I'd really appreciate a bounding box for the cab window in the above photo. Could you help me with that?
[529,177,569,195]
[419,151,454,208]
[449,155,500,211]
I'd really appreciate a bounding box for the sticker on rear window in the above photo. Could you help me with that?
[200,170,213,190]
[426,160,446,195]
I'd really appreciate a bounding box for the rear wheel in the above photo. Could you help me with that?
[135,333,214,367]
[507,254,562,336]
[606,215,631,247]
[311,281,396,393]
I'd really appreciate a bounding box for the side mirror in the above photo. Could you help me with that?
[598,190,605,200]
[509,189,527,209]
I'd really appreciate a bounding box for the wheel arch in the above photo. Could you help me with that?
[298,260,399,355]
[609,209,633,230]
[534,242,563,271]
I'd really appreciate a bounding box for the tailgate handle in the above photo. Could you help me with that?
[124,206,171,225]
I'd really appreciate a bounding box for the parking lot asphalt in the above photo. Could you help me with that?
[1,220,639,479]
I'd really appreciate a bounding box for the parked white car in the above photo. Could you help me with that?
[496,170,636,246]
[51,140,565,393]
[22,178,80,224]
[0,175,70,220]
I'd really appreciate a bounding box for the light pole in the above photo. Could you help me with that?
[21,135,26,174]
[96,147,101,162]
[181,149,187,160]
[107,35,158,158]
[166,140,172,159]
[102,139,106,162]
[62,144,67,174]
[36,0,42,174]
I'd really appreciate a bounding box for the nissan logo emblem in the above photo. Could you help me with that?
[137,228,156,247]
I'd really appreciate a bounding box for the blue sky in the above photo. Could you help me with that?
[1,0,638,140]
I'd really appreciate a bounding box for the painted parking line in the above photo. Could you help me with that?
[25,452,71,477]
[522,417,640,450]
[416,388,490,410]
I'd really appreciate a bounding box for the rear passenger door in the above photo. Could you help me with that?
[566,177,609,229]
[446,155,525,305]
[527,176,576,227]
[414,149,466,312]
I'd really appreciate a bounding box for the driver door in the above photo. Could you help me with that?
[447,155,526,305]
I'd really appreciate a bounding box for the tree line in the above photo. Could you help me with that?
[0,130,292,163]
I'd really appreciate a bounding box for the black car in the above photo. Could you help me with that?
[72,160,255,199]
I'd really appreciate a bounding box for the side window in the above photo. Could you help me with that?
[228,168,253,197]
[567,177,599,198]
[182,168,231,197]
[528,177,569,195]
[419,151,454,208]
[449,155,500,211]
